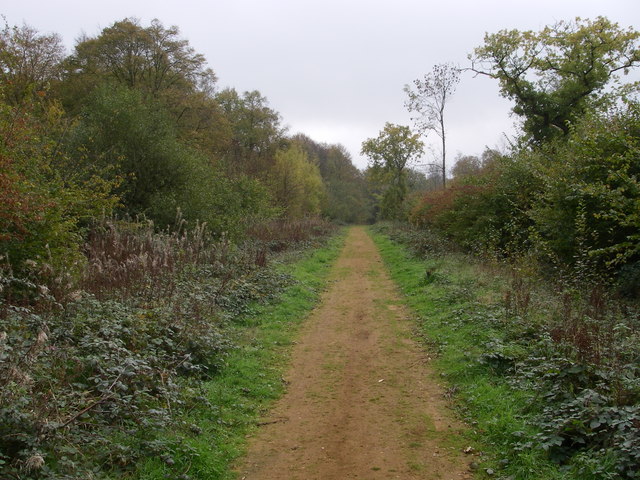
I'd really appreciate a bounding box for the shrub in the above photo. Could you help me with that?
[410,154,540,257]
[0,88,118,282]
[529,100,640,276]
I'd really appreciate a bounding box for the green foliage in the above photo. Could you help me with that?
[67,84,270,238]
[58,17,231,162]
[373,224,640,479]
[411,96,640,281]
[292,134,373,223]
[69,84,187,218]
[410,151,540,257]
[0,21,65,105]
[3,15,368,258]
[471,17,640,143]
[167,162,275,241]
[0,16,361,479]
[60,18,215,110]
[450,155,481,179]
[170,89,232,156]
[135,228,344,480]
[0,88,118,277]
[530,99,640,273]
[393,20,640,475]
[361,123,424,220]
[0,283,232,479]
[0,217,338,479]
[269,144,325,218]
[216,88,284,178]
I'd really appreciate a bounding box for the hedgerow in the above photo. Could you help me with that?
[376,222,640,479]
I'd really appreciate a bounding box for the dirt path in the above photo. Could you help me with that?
[236,226,471,479]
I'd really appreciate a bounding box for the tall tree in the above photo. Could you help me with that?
[361,123,424,219]
[291,134,372,223]
[451,153,482,180]
[470,17,640,143]
[0,22,65,104]
[216,88,284,177]
[269,144,325,218]
[404,63,460,188]
[60,18,216,112]
[68,84,189,219]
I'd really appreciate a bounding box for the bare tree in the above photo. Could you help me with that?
[404,63,460,188]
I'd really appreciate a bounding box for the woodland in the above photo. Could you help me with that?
[1,14,639,480]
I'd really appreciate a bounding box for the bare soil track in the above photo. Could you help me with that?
[236,226,471,479]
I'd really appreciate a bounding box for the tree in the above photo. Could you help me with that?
[269,144,325,218]
[451,149,501,180]
[216,88,284,178]
[404,63,460,188]
[361,123,424,219]
[167,89,232,158]
[57,18,236,168]
[60,18,216,111]
[528,99,640,273]
[470,17,640,143]
[291,134,372,223]
[68,84,190,221]
[0,86,118,273]
[0,21,65,104]
[451,154,482,179]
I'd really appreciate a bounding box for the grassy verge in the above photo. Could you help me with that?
[368,227,568,480]
[135,230,346,479]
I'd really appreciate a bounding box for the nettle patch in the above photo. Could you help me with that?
[456,285,640,478]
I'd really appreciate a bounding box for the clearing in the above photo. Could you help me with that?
[236,226,472,479]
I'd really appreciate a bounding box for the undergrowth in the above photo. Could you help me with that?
[370,222,640,480]
[0,215,338,479]
[136,227,344,479]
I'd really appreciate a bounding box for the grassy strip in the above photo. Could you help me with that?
[368,228,568,480]
[135,231,346,480]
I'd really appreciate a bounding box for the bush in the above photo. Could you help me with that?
[381,224,640,478]
[68,84,276,240]
[529,100,640,276]
[410,154,540,257]
[409,99,640,282]
[0,88,118,282]
[246,216,336,253]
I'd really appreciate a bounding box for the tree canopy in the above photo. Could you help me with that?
[361,123,424,219]
[67,18,214,95]
[471,16,640,143]
[0,21,65,104]
[0,16,372,277]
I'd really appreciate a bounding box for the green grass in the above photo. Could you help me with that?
[368,228,569,480]
[135,231,346,479]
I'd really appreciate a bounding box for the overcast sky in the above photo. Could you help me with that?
[3,0,639,169]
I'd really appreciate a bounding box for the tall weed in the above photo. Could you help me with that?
[0,215,335,479]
